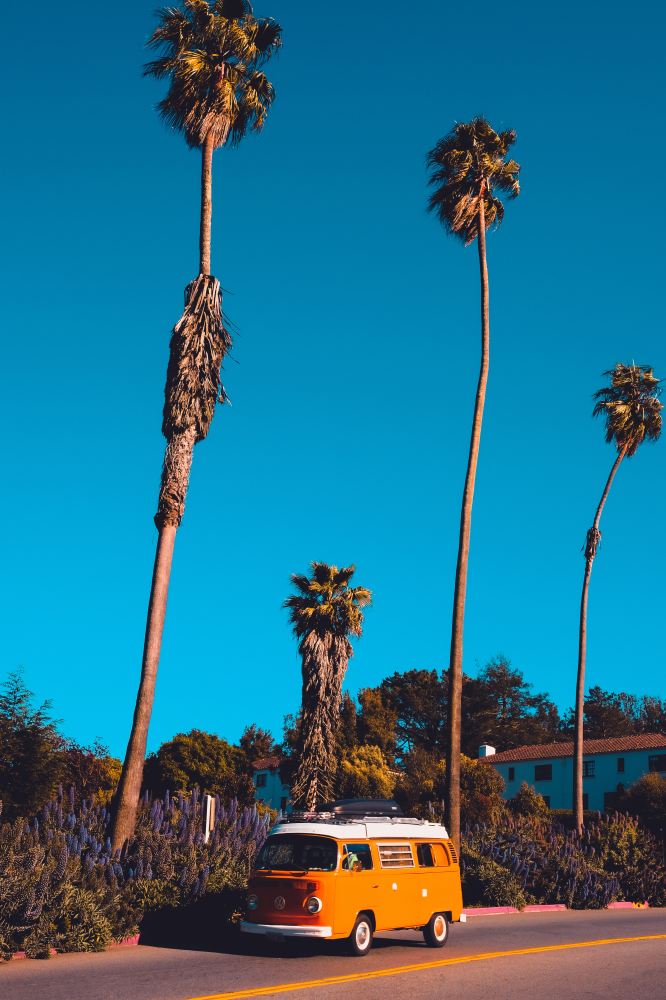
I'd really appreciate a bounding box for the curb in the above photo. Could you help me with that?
[461,902,647,917]
[9,935,140,962]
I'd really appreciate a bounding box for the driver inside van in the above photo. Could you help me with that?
[343,849,362,871]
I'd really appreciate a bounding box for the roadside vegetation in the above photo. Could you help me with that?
[2,669,664,959]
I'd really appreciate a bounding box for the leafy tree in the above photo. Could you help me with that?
[560,688,666,739]
[61,741,122,805]
[378,669,447,760]
[112,1,282,851]
[395,747,445,817]
[338,746,395,800]
[338,693,359,753]
[462,657,560,753]
[427,118,520,847]
[142,729,254,803]
[637,696,666,735]
[460,755,506,827]
[284,563,371,809]
[356,687,399,761]
[0,672,65,820]
[618,774,666,841]
[396,750,505,828]
[239,725,279,761]
[574,365,662,832]
[561,686,638,739]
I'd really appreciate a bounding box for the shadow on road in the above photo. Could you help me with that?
[138,891,427,959]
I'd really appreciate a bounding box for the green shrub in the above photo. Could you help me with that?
[585,812,666,906]
[510,782,550,818]
[54,886,113,953]
[462,844,528,908]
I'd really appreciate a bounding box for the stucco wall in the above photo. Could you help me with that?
[491,749,665,810]
[253,768,291,812]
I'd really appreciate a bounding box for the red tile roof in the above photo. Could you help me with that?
[485,733,666,763]
[251,756,282,771]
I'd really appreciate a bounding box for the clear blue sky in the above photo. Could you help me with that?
[2,1,665,758]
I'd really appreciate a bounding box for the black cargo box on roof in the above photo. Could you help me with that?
[319,799,403,817]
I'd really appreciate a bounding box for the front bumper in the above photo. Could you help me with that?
[240,921,333,939]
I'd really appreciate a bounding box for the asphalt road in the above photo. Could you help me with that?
[3,910,665,1000]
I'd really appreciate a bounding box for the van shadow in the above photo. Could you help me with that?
[138,893,427,959]
[139,891,250,956]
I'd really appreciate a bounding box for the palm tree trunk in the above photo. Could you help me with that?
[110,128,220,853]
[573,446,626,833]
[111,534,176,851]
[445,196,490,850]
[199,132,214,275]
[292,633,340,810]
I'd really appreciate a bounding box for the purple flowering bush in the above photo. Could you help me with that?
[0,787,270,959]
[463,811,666,909]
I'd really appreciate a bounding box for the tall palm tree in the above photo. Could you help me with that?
[427,118,519,849]
[284,563,371,810]
[111,0,281,851]
[573,364,662,832]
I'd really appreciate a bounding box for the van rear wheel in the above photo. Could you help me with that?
[423,912,449,948]
[348,914,373,956]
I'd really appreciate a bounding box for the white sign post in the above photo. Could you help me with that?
[204,794,216,844]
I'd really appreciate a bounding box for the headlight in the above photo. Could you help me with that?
[248,893,258,910]
[306,896,322,914]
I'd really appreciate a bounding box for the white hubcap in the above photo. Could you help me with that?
[434,916,446,939]
[356,922,370,948]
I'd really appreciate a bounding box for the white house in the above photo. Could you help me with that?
[251,756,291,813]
[482,733,666,811]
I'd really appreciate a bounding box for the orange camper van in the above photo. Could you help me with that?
[241,798,464,956]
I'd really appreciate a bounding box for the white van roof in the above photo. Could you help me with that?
[271,817,450,840]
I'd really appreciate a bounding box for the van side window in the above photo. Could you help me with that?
[342,843,373,871]
[378,843,415,868]
[431,843,450,867]
[416,843,435,867]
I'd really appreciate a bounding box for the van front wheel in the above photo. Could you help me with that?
[348,914,373,956]
[423,912,449,948]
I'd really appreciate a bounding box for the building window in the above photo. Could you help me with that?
[534,764,552,781]
[508,767,515,782]
[280,797,288,811]
[617,757,625,773]
[582,793,589,810]
[604,791,619,812]
[255,772,267,788]
[648,755,666,773]
[583,760,595,778]
[542,796,551,808]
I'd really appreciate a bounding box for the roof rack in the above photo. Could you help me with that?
[277,812,441,827]
[320,798,403,818]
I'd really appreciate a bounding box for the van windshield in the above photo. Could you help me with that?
[255,835,338,872]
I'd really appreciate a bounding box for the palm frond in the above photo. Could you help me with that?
[284,562,372,641]
[145,0,281,149]
[426,116,520,244]
[592,363,662,457]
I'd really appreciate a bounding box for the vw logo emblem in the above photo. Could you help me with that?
[273,895,286,911]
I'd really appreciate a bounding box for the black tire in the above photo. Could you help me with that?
[423,912,449,948]
[348,914,373,956]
